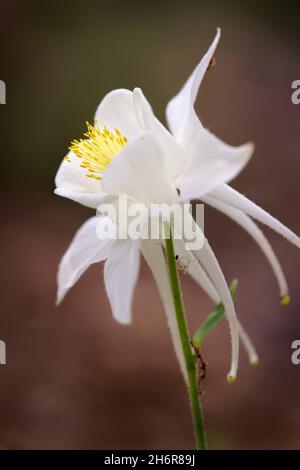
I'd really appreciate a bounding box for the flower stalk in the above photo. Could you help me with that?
[164,222,207,450]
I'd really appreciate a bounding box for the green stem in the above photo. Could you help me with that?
[164,223,207,450]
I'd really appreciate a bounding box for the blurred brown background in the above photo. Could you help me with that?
[0,0,300,449]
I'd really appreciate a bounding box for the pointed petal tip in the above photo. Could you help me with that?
[54,187,69,200]
[242,141,255,158]
[55,290,64,307]
[114,316,132,326]
[133,86,142,95]
[211,28,221,51]
[281,294,290,306]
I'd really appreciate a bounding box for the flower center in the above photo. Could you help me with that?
[67,121,128,180]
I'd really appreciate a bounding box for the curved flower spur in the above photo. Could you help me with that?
[55,29,300,447]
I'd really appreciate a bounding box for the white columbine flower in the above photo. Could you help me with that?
[55,29,299,382]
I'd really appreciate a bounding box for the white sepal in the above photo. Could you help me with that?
[141,239,188,384]
[57,216,115,304]
[203,194,289,300]
[166,29,221,143]
[104,239,141,325]
[211,184,300,249]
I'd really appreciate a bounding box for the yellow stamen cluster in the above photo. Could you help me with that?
[67,121,128,180]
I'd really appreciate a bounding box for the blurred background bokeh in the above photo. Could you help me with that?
[1,0,300,449]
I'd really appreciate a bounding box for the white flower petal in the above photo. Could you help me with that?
[211,184,300,249]
[186,217,239,380]
[203,194,289,300]
[237,322,259,366]
[57,216,116,305]
[177,238,258,365]
[95,88,141,139]
[177,129,253,201]
[101,132,178,205]
[55,150,105,208]
[166,28,220,142]
[174,238,220,303]
[193,242,239,381]
[141,239,188,383]
[132,87,156,131]
[104,240,140,325]
[133,88,188,180]
[54,187,106,209]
